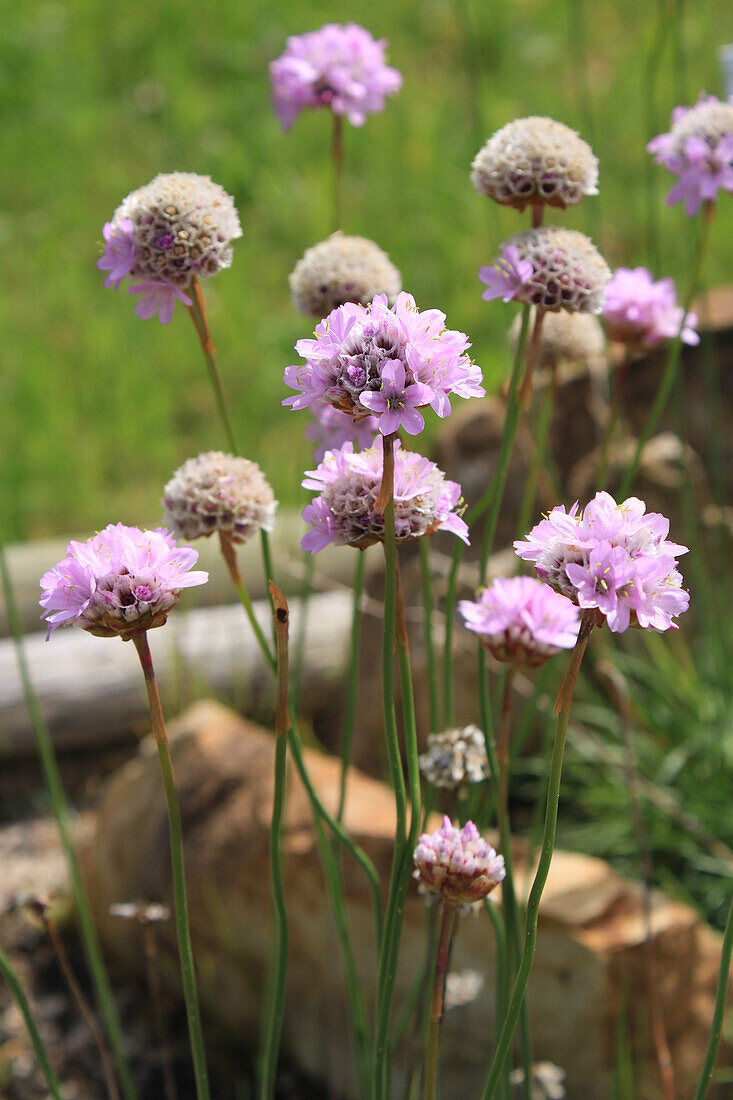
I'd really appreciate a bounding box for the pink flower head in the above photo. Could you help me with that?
[305,399,378,461]
[603,267,699,350]
[97,219,136,289]
[283,292,483,434]
[269,23,402,130]
[300,440,469,553]
[459,576,580,667]
[648,94,733,215]
[478,246,533,303]
[129,282,193,325]
[413,816,505,905]
[40,524,208,640]
[514,492,689,633]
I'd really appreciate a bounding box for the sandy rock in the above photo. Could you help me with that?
[83,701,731,1099]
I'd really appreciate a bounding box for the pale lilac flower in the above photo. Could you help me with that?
[359,360,433,434]
[40,524,207,640]
[269,23,402,130]
[97,219,136,289]
[514,492,689,633]
[305,400,379,460]
[648,94,733,215]
[459,576,580,667]
[300,440,469,553]
[130,282,193,325]
[603,267,699,349]
[479,246,533,303]
[413,816,505,905]
[283,292,483,434]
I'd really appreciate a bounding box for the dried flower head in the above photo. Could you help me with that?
[305,399,378,461]
[413,817,505,905]
[283,292,484,436]
[109,902,170,924]
[444,969,484,1010]
[162,452,277,545]
[289,232,402,318]
[301,440,469,553]
[648,94,733,215]
[418,726,490,789]
[480,229,610,313]
[602,267,699,350]
[509,308,605,371]
[39,525,207,640]
[471,116,598,211]
[269,23,402,129]
[98,172,242,322]
[459,576,580,668]
[514,492,689,633]
[510,1062,566,1100]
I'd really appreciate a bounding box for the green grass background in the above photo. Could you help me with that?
[2,0,732,540]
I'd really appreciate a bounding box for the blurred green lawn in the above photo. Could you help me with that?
[1,0,732,540]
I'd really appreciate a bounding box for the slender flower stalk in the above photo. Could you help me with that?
[0,543,139,1100]
[618,201,714,496]
[218,532,277,672]
[419,539,441,733]
[258,584,291,1100]
[692,896,733,1100]
[132,632,212,1100]
[333,112,344,229]
[187,277,238,455]
[516,364,558,536]
[518,307,546,406]
[337,552,367,822]
[423,901,458,1100]
[484,899,511,1100]
[479,610,596,1100]
[0,943,65,1100]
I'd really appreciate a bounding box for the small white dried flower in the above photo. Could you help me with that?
[504,227,610,314]
[444,968,485,1010]
[289,232,402,318]
[162,452,277,545]
[510,1062,566,1099]
[509,308,605,371]
[418,726,489,789]
[112,172,242,288]
[471,117,598,210]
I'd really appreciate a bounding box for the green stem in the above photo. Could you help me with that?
[480,613,595,1100]
[337,553,367,823]
[692,896,733,1100]
[132,633,211,1100]
[218,532,276,672]
[419,540,441,734]
[423,902,457,1100]
[291,552,315,705]
[443,304,532,725]
[618,201,714,497]
[187,277,238,455]
[332,112,344,230]
[0,543,139,1100]
[484,900,511,1100]
[516,367,557,539]
[0,943,65,1100]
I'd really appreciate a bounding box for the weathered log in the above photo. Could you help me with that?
[0,594,352,759]
[83,701,731,1099]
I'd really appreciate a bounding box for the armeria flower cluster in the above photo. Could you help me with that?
[418,726,490,789]
[162,452,278,545]
[300,441,469,553]
[413,817,505,905]
[39,524,207,640]
[648,94,733,215]
[459,576,580,668]
[508,309,606,372]
[514,492,689,633]
[283,292,484,436]
[269,23,402,130]
[602,267,699,351]
[98,172,242,323]
[480,228,611,314]
[289,232,402,318]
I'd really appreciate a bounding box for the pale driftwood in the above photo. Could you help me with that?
[0,593,352,759]
[83,701,731,1100]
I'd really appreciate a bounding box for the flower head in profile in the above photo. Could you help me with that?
[289,232,402,318]
[300,440,469,553]
[40,524,208,640]
[419,726,489,790]
[514,492,689,632]
[162,452,278,545]
[602,267,699,350]
[480,228,610,314]
[98,172,242,323]
[508,309,605,372]
[305,399,379,461]
[459,576,580,667]
[283,292,483,435]
[413,817,505,905]
[270,23,402,129]
[471,116,598,211]
[648,94,733,215]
